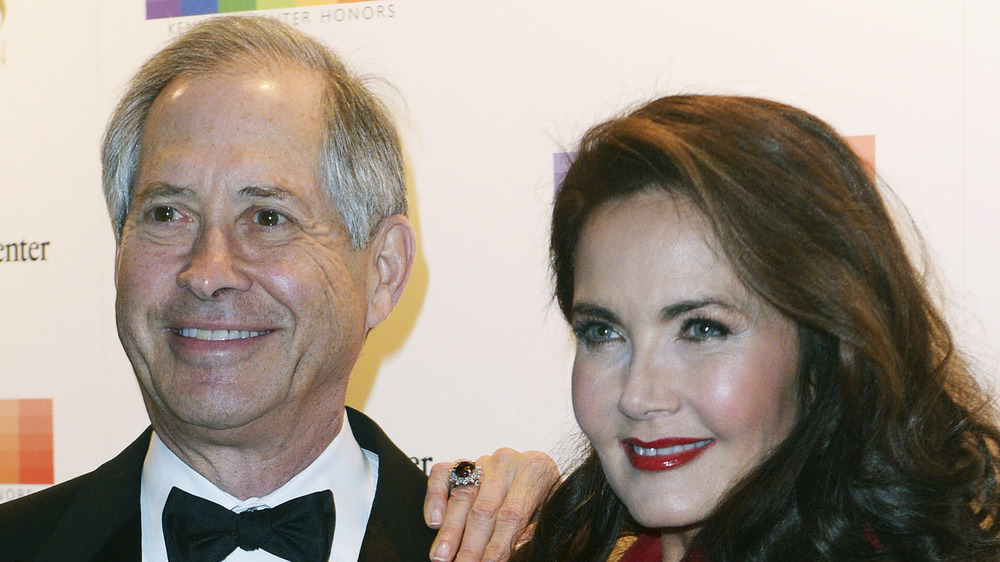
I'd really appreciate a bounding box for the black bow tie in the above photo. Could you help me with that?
[162,487,335,562]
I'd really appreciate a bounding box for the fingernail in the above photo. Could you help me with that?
[432,542,450,561]
[430,507,442,527]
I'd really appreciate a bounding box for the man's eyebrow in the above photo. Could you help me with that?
[238,185,296,200]
[134,183,194,201]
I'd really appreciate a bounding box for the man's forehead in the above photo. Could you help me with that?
[149,66,326,124]
[132,67,330,209]
[141,67,325,151]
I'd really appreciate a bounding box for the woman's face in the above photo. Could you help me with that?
[570,190,800,531]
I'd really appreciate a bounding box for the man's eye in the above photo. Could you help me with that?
[151,206,177,222]
[681,318,730,341]
[255,209,284,226]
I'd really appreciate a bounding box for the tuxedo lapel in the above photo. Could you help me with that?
[357,517,401,562]
[90,511,142,562]
[30,428,149,561]
[348,408,437,562]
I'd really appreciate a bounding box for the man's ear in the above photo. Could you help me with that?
[114,241,123,286]
[365,214,416,330]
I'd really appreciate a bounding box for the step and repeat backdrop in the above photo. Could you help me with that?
[1,0,998,498]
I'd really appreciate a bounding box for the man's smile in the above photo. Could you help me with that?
[174,328,273,341]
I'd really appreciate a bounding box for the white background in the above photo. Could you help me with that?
[0,1,998,482]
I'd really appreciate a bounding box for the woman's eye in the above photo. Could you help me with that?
[150,206,178,222]
[254,209,284,226]
[681,318,730,341]
[573,321,622,346]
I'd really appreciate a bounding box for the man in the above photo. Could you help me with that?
[0,16,555,562]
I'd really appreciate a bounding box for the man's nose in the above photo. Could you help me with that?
[176,226,252,300]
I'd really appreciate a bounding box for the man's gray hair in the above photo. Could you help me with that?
[102,15,405,249]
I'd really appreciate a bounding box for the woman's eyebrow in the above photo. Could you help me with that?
[570,303,619,324]
[572,299,734,323]
[660,299,730,320]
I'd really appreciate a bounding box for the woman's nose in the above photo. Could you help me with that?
[617,351,683,419]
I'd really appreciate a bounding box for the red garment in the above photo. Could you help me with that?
[618,528,882,561]
[862,524,884,551]
[618,533,705,562]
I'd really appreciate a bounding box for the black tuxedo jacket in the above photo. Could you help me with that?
[0,408,436,562]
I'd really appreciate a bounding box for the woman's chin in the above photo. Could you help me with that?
[625,504,707,533]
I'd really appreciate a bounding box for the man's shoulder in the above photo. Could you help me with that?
[346,407,437,561]
[346,407,427,486]
[0,472,91,557]
[0,429,150,560]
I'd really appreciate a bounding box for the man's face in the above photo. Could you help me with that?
[115,67,375,441]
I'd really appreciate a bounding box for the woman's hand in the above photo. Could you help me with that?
[424,448,559,561]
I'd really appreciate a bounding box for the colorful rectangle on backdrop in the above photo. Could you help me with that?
[219,0,257,12]
[146,0,382,19]
[846,135,876,180]
[0,399,53,485]
[553,152,574,191]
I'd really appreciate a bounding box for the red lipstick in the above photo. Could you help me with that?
[622,438,714,471]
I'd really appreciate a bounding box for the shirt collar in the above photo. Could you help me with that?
[140,412,378,562]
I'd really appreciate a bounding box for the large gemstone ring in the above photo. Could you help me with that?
[449,460,483,488]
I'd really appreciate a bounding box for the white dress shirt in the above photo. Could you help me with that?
[140,413,379,562]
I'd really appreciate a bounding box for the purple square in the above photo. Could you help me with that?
[553,152,576,192]
[147,0,182,19]
[182,0,218,16]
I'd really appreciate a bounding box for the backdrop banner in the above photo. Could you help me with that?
[1,0,997,492]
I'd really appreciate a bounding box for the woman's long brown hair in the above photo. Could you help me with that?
[516,95,1000,561]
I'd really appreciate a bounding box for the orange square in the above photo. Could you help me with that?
[846,135,876,180]
[0,401,18,483]
[0,399,53,485]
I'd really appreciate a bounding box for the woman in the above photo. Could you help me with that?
[515,95,1000,561]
